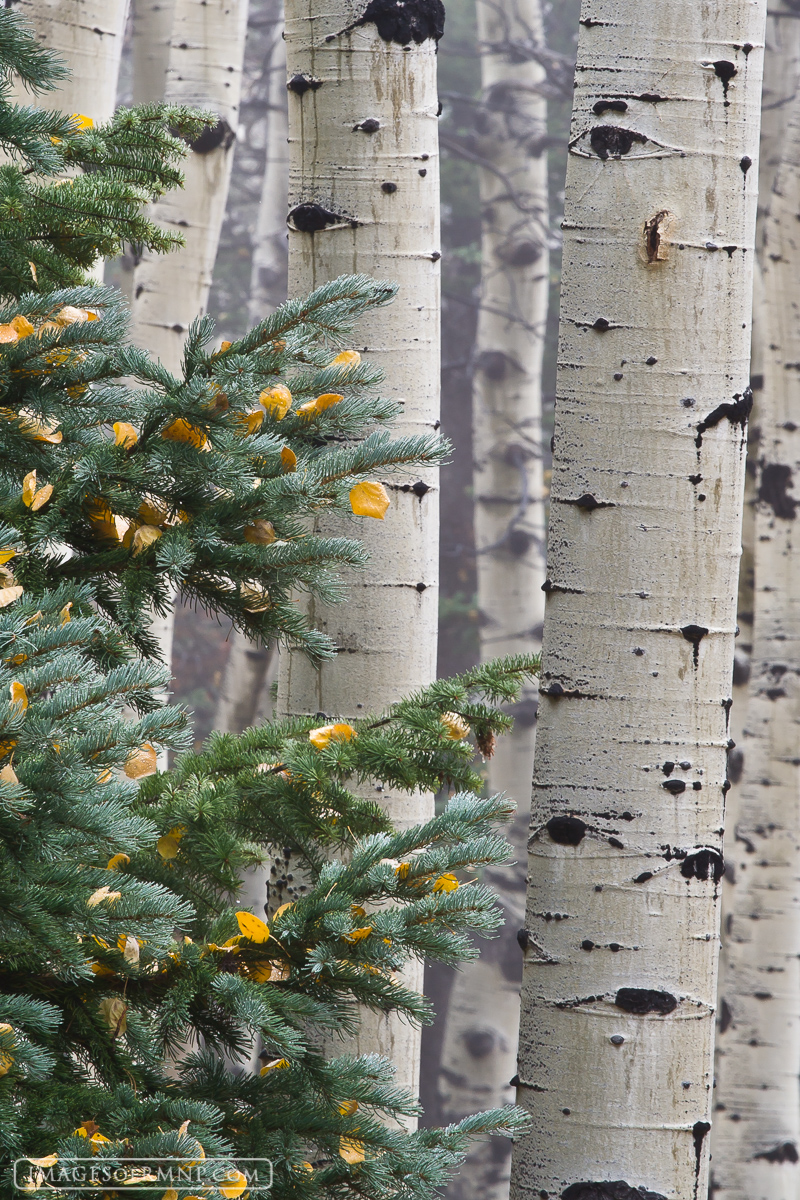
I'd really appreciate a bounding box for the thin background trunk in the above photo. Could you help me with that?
[215,0,287,735]
[509,1,765,1195]
[437,0,548,1193]
[711,2,800,1193]
[279,0,442,1103]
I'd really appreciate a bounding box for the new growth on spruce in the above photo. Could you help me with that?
[0,8,534,1199]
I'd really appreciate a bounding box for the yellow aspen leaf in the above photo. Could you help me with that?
[247,960,274,982]
[138,498,167,524]
[157,834,180,860]
[74,1121,101,1139]
[339,1099,359,1117]
[70,113,94,132]
[0,586,23,608]
[281,446,297,472]
[106,853,130,870]
[243,519,276,545]
[236,408,264,435]
[131,525,162,557]
[298,392,343,417]
[329,350,361,369]
[433,873,459,893]
[28,262,37,283]
[259,384,292,419]
[339,1138,365,1165]
[0,740,17,757]
[344,926,373,943]
[0,325,18,344]
[162,418,209,449]
[54,305,92,325]
[295,1163,313,1175]
[273,902,294,920]
[124,743,157,779]
[219,1171,249,1199]
[241,582,270,612]
[394,862,411,880]
[59,602,72,625]
[0,549,16,565]
[113,422,138,449]
[121,935,140,965]
[351,905,366,919]
[350,481,390,519]
[220,340,232,352]
[9,682,28,713]
[270,961,291,981]
[308,722,356,750]
[260,1058,289,1075]
[97,768,112,784]
[162,1189,179,1200]
[10,316,35,339]
[87,885,122,907]
[440,711,470,740]
[27,1156,58,1169]
[22,471,37,506]
[31,483,53,512]
[19,411,62,443]
[236,911,271,943]
[98,996,127,1037]
[0,764,18,784]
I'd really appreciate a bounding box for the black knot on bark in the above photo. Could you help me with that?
[614,987,678,1016]
[188,118,235,155]
[288,203,356,233]
[351,0,445,44]
[546,815,587,845]
[589,125,647,160]
[287,73,323,96]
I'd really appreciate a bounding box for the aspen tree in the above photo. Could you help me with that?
[279,0,443,1099]
[508,1,766,1196]
[438,0,548,1193]
[216,5,288,734]
[7,0,129,126]
[129,0,248,374]
[132,0,175,106]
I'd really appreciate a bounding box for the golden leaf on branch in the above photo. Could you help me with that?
[59,602,72,625]
[98,996,127,1037]
[113,422,138,449]
[0,586,23,608]
[344,926,373,943]
[219,1171,249,1199]
[236,409,264,436]
[243,519,276,545]
[157,834,180,860]
[236,911,271,943]
[329,350,361,369]
[10,316,34,339]
[138,498,167,525]
[131,525,162,557]
[0,549,16,565]
[0,325,18,344]
[121,935,140,965]
[69,113,94,133]
[308,722,356,749]
[87,885,122,907]
[9,682,28,713]
[106,853,130,870]
[350,481,389,519]
[0,764,18,784]
[339,1138,365,1165]
[124,743,157,779]
[241,582,270,612]
[30,483,53,512]
[259,384,292,420]
[55,304,97,325]
[280,446,297,472]
[247,960,273,982]
[298,392,343,417]
[161,418,209,450]
[27,1156,58,1169]
[433,872,459,893]
[21,471,36,506]
[440,711,470,740]
[260,1057,289,1075]
[339,1099,359,1117]
[273,902,293,920]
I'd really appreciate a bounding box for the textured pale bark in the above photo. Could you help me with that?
[8,0,129,124]
[129,0,249,374]
[710,82,800,1200]
[437,0,548,1195]
[278,0,442,1102]
[132,0,175,105]
[215,8,288,734]
[508,2,765,1197]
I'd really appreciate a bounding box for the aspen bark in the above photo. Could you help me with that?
[7,0,129,125]
[129,0,249,374]
[132,0,175,105]
[710,68,800,1200]
[437,0,548,1193]
[278,0,442,1101]
[215,9,288,734]
[508,2,765,1197]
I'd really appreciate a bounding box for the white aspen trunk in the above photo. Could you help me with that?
[508,2,766,1197]
[128,0,249,374]
[215,8,288,734]
[132,0,175,105]
[437,0,549,1195]
[278,0,442,1104]
[8,0,129,124]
